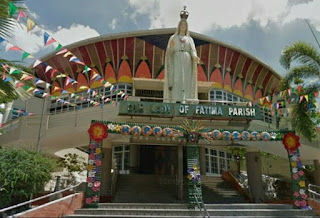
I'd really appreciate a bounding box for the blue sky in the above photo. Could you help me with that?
[1,0,320,76]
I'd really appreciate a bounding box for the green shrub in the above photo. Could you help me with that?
[0,147,56,208]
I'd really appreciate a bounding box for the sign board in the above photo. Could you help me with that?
[119,101,263,120]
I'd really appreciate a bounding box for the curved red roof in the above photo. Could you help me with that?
[36,28,281,98]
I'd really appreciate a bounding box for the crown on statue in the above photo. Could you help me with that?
[180,6,189,20]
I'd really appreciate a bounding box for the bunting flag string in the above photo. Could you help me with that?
[4,1,129,104]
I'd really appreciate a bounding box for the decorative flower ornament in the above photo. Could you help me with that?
[293,191,300,197]
[107,124,115,131]
[283,132,300,151]
[88,122,108,142]
[299,180,306,187]
[292,167,298,173]
[187,164,201,183]
[86,197,92,204]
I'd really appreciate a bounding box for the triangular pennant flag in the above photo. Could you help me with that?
[84,65,92,73]
[2,71,6,80]
[50,68,58,78]
[35,78,45,85]
[0,37,4,44]
[54,44,62,52]
[9,2,17,17]
[61,90,67,94]
[52,86,60,92]
[69,55,77,62]
[4,77,12,83]
[103,81,111,88]
[314,91,319,98]
[22,52,30,61]
[21,74,33,81]
[45,38,56,46]
[45,65,52,73]
[297,85,302,93]
[42,93,49,98]
[299,96,304,103]
[63,51,73,57]
[56,48,68,55]
[288,88,291,96]
[8,46,22,51]
[65,77,72,86]
[15,82,24,88]
[9,67,16,74]
[291,87,295,94]
[305,94,309,102]
[33,59,42,68]
[45,83,51,89]
[44,32,50,45]
[17,10,26,22]
[27,18,35,32]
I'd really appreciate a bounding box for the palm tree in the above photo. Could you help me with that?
[280,41,320,141]
[280,41,320,91]
[0,1,32,104]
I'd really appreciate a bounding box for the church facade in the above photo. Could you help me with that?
[1,28,320,205]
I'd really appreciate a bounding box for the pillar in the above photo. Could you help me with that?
[130,144,139,173]
[246,146,264,203]
[199,146,206,175]
[177,144,183,200]
[100,141,112,197]
[314,159,320,186]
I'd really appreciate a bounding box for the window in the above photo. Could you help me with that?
[113,145,130,174]
[49,83,132,114]
[205,148,232,175]
[210,89,247,103]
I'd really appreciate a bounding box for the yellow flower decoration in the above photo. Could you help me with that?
[299,181,305,187]
[291,162,297,168]
[114,125,122,132]
[87,165,94,171]
[192,164,199,171]
[187,174,193,180]
[95,147,101,154]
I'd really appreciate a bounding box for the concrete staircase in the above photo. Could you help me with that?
[113,174,180,203]
[201,176,248,203]
[65,203,317,217]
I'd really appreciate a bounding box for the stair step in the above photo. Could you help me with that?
[72,208,315,217]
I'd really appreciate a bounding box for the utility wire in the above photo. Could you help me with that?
[305,19,320,49]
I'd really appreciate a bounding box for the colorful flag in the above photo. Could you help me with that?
[9,2,17,17]
[43,32,50,45]
[33,59,42,68]
[21,74,33,81]
[0,37,4,44]
[55,44,62,52]
[8,46,22,51]
[15,82,24,88]
[56,48,68,55]
[17,10,26,22]
[63,51,73,57]
[22,52,30,61]
[45,65,52,73]
[27,18,35,32]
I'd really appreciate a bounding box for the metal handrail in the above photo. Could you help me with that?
[308,183,320,199]
[0,183,81,215]
[193,184,210,218]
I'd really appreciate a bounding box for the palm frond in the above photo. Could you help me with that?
[280,41,320,70]
[0,0,25,38]
[283,65,320,83]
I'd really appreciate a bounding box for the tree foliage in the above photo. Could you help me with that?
[0,0,24,38]
[0,148,56,208]
[280,41,320,140]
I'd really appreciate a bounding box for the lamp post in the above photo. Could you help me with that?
[36,92,47,153]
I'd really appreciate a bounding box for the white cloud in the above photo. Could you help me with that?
[284,0,320,30]
[109,18,118,30]
[127,0,320,32]
[50,24,100,46]
[1,23,99,64]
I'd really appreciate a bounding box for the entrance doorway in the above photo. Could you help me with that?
[113,145,130,174]
[139,145,178,175]
[205,148,232,176]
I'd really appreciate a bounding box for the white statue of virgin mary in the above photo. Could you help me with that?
[164,7,199,103]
